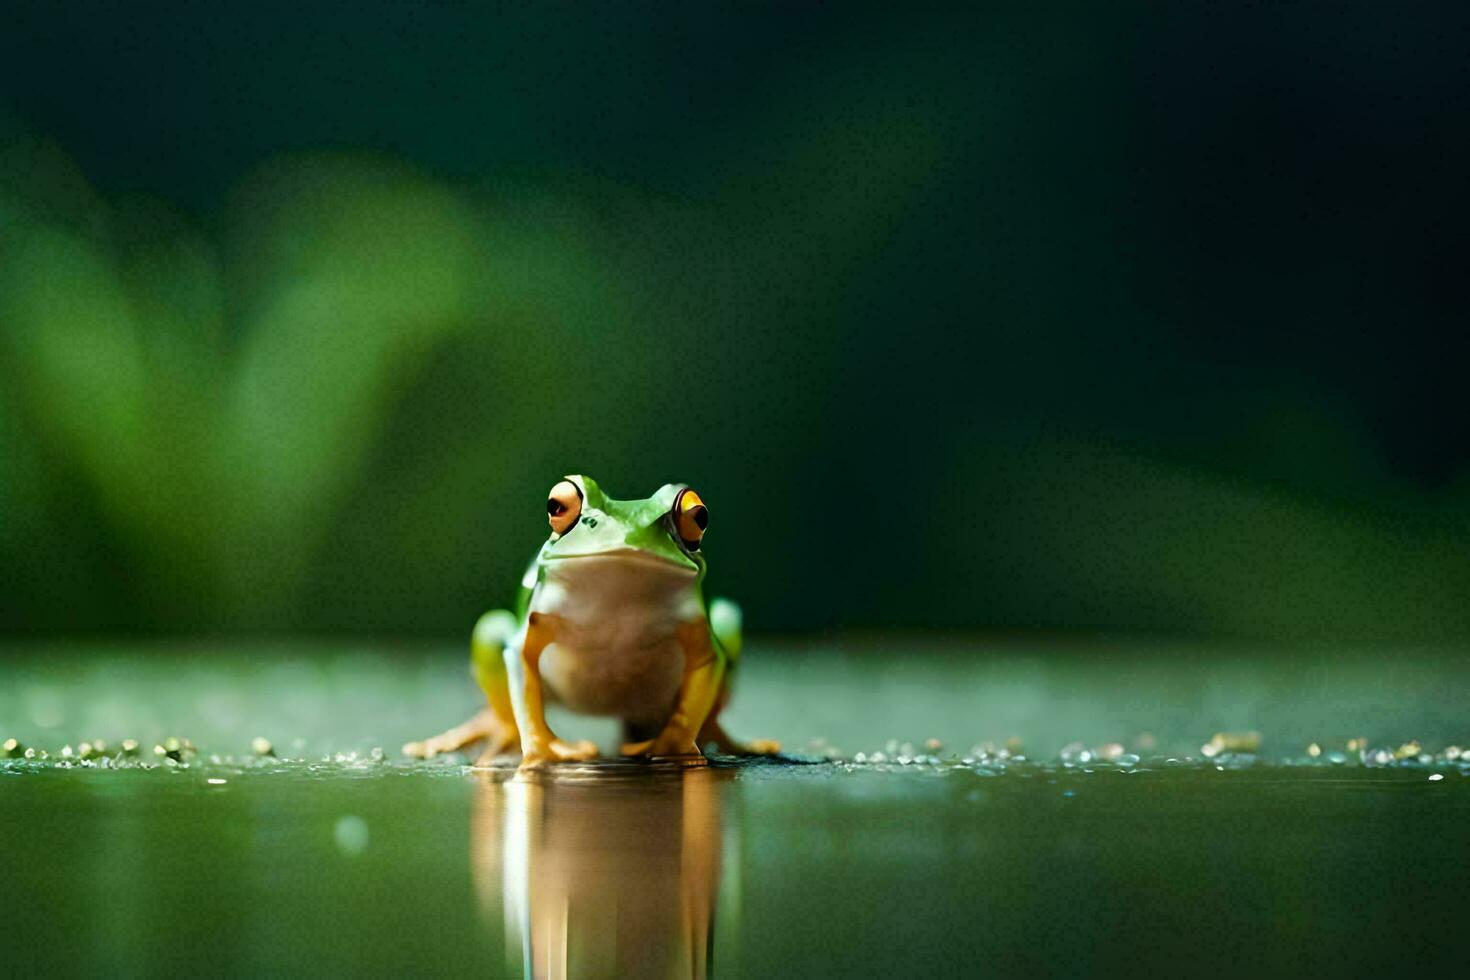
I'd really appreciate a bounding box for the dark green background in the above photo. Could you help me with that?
[2,3,1466,638]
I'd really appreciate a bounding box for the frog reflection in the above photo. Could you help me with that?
[471,766,733,979]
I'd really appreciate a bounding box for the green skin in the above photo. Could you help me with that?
[531,479,704,586]
[404,476,773,767]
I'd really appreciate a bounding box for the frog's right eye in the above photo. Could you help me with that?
[547,480,582,535]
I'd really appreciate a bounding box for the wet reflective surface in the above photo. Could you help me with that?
[473,763,727,978]
[3,640,1470,976]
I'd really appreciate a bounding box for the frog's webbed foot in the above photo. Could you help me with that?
[697,718,781,757]
[620,734,704,761]
[404,708,515,760]
[519,738,599,769]
[707,736,782,757]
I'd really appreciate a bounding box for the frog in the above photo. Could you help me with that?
[404,476,779,767]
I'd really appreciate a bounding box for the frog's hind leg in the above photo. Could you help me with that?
[697,598,780,757]
[402,708,501,760]
[696,715,781,757]
[403,610,522,763]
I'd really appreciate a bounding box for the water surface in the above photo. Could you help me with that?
[3,638,1468,977]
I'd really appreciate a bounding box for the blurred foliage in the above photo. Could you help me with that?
[1,4,1468,639]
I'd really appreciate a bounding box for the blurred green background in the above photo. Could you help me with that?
[2,3,1466,640]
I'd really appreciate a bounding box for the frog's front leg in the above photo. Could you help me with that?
[621,619,726,760]
[510,612,598,767]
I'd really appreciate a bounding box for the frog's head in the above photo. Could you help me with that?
[539,475,708,576]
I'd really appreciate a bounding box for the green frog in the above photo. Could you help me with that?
[404,476,778,767]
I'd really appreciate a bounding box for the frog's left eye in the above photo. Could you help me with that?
[673,488,708,549]
[547,480,582,535]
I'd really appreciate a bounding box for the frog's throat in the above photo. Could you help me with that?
[541,547,697,573]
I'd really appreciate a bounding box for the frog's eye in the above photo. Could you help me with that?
[673,488,708,549]
[547,480,582,535]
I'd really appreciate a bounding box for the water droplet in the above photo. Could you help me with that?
[1060,742,1092,764]
[334,815,369,856]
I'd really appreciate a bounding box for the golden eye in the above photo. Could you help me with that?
[547,480,582,535]
[674,489,708,548]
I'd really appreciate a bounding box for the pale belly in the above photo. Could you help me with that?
[525,553,703,725]
[540,634,685,723]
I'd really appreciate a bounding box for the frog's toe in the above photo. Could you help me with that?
[696,719,781,756]
[403,708,503,760]
[622,734,703,760]
[521,738,599,767]
[404,736,458,760]
[619,738,655,758]
[553,738,598,761]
